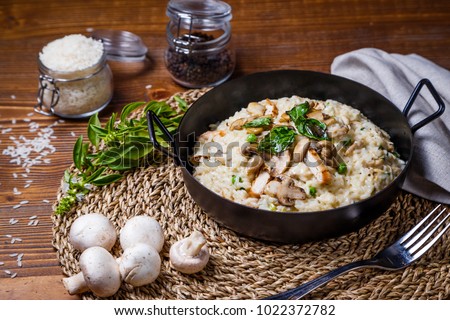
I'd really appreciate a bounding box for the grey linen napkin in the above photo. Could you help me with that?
[331,48,450,204]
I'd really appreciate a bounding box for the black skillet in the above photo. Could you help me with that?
[147,70,444,243]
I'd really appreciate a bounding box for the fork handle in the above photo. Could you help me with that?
[264,259,378,300]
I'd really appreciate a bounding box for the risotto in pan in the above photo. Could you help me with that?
[192,96,405,212]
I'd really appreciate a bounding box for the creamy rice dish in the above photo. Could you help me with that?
[192,96,405,212]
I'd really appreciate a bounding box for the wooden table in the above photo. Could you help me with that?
[0,0,449,300]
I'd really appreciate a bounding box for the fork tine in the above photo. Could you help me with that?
[403,206,444,249]
[411,209,450,260]
[399,204,441,244]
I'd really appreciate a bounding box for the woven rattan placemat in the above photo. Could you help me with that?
[52,89,450,300]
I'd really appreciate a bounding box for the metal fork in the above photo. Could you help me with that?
[265,205,449,300]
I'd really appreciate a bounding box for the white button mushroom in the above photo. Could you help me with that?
[170,231,210,274]
[120,216,164,252]
[119,243,161,287]
[62,246,121,298]
[69,213,117,252]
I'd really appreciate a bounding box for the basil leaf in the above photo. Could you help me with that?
[287,102,310,123]
[258,126,296,153]
[73,136,84,171]
[90,174,123,186]
[243,117,272,128]
[299,118,329,141]
[288,102,330,141]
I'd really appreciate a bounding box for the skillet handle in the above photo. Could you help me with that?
[402,79,445,134]
[146,111,180,164]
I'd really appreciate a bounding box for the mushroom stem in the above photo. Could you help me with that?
[180,231,206,257]
[62,272,89,295]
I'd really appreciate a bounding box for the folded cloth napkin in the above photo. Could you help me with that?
[331,48,450,204]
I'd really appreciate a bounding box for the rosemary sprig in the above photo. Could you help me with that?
[55,97,187,215]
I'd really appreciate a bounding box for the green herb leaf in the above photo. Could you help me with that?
[337,162,347,174]
[246,133,257,143]
[287,102,310,123]
[84,167,106,183]
[243,117,272,128]
[73,136,84,171]
[298,118,330,141]
[258,126,296,153]
[105,112,117,133]
[90,174,123,186]
[287,102,330,141]
[174,96,188,111]
[120,102,145,123]
[231,175,236,184]
[87,113,101,147]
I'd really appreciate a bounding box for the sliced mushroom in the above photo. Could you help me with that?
[240,143,259,157]
[247,102,266,117]
[279,112,291,123]
[277,177,306,206]
[344,140,361,156]
[306,110,324,121]
[190,154,226,166]
[269,150,291,177]
[264,180,281,197]
[292,137,310,163]
[264,99,278,116]
[328,125,349,139]
[324,117,336,126]
[306,149,333,185]
[230,117,252,130]
[249,170,271,197]
[247,154,265,177]
[198,130,225,142]
[245,127,264,135]
[316,140,337,160]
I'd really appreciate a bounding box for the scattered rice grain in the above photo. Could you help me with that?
[17,261,22,268]
[24,184,30,188]
[12,204,21,209]
[12,173,18,178]
[9,253,18,257]
[11,95,16,100]
[5,235,12,238]
[0,262,4,266]
[23,118,31,122]
[70,131,76,137]
[42,199,50,203]
[27,112,34,117]
[11,273,17,278]
[1,128,12,134]
[9,218,19,225]
[4,270,11,275]
[19,200,29,205]
[29,215,37,220]
[11,119,16,124]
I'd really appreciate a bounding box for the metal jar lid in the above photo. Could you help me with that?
[167,0,232,29]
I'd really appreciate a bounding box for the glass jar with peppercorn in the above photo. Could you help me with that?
[165,0,235,88]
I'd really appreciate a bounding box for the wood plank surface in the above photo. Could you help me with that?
[0,0,449,299]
